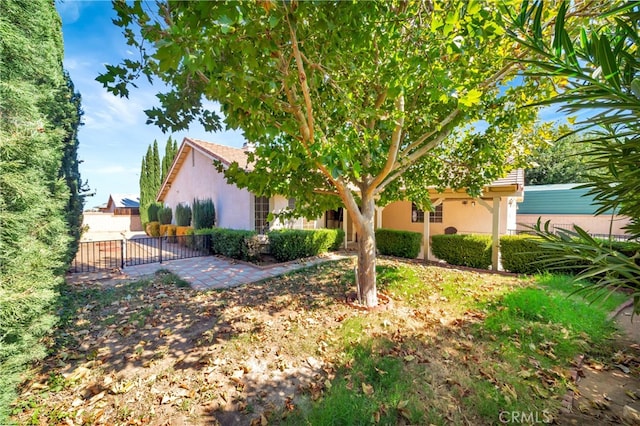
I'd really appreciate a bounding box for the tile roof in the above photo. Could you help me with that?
[187,137,251,169]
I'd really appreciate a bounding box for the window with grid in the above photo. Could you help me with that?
[411,203,443,223]
[429,204,443,223]
[254,196,270,233]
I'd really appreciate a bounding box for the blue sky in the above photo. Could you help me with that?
[56,1,245,208]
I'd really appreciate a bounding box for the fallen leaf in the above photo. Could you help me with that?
[362,382,374,396]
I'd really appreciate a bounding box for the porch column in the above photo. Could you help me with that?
[491,196,501,271]
[343,208,349,249]
[423,216,430,261]
[375,207,383,229]
[423,198,444,262]
[476,197,501,271]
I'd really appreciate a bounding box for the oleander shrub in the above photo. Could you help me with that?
[146,221,161,237]
[157,206,172,225]
[175,203,192,226]
[431,234,492,269]
[375,229,422,259]
[192,198,215,230]
[268,229,345,262]
[500,235,547,274]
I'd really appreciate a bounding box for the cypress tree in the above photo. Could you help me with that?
[0,0,83,418]
[161,136,177,184]
[139,154,148,223]
[152,139,161,194]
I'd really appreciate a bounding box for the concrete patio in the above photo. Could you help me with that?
[67,253,349,290]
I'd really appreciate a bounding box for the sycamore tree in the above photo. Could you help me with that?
[100,0,562,307]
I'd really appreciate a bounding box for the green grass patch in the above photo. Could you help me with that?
[282,333,424,425]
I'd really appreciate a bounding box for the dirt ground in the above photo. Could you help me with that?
[560,305,640,425]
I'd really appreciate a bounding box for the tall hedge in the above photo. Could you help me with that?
[157,206,172,225]
[375,229,422,259]
[175,203,192,226]
[192,198,215,229]
[268,229,344,261]
[0,0,83,419]
[431,234,492,269]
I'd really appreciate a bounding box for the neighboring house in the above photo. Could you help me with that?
[159,137,524,268]
[99,194,141,215]
[82,194,143,239]
[516,183,631,237]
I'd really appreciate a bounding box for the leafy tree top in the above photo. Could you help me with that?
[100,0,556,217]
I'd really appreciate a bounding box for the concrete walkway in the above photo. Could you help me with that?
[67,253,349,290]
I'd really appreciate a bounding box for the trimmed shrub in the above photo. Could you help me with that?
[175,203,192,226]
[375,229,422,259]
[147,203,161,222]
[158,206,172,225]
[268,229,345,262]
[192,198,216,230]
[431,234,492,269]
[166,224,177,243]
[146,221,161,237]
[208,228,258,260]
[499,235,547,274]
[174,226,193,247]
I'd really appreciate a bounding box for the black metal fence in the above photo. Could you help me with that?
[69,234,211,273]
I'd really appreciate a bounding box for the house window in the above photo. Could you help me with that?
[254,196,270,233]
[288,198,295,209]
[430,204,443,223]
[411,203,443,223]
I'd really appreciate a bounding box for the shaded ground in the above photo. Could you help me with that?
[559,306,640,425]
[11,259,629,425]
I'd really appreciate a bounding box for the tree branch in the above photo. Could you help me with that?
[285,6,315,142]
[367,90,388,131]
[367,95,404,198]
[376,125,455,194]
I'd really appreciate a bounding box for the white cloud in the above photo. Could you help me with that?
[56,1,81,24]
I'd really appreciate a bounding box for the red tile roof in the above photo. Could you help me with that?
[186,137,251,169]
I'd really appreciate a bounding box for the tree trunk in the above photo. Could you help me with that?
[356,196,377,307]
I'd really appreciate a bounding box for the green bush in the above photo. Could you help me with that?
[499,235,547,274]
[375,229,422,259]
[157,206,172,225]
[192,198,215,229]
[147,202,161,222]
[175,203,192,226]
[431,234,492,269]
[204,228,259,260]
[268,229,345,262]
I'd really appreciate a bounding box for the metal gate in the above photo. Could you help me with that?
[69,234,211,273]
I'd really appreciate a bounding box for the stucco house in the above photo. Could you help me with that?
[516,183,631,238]
[158,137,524,267]
[82,193,143,239]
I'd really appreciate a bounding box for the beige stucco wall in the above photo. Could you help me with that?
[162,147,253,230]
[381,198,516,236]
[82,212,143,234]
[516,214,631,236]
